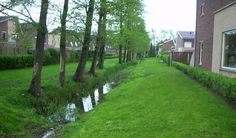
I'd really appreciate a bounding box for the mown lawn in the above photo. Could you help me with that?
[60,58,236,137]
[0,59,118,137]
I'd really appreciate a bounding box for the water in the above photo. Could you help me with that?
[82,95,93,112]
[65,103,76,122]
[103,83,111,94]
[41,82,114,138]
[41,128,55,138]
[94,89,99,105]
[82,82,113,112]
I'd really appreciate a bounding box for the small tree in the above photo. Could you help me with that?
[59,0,69,87]
[73,0,96,82]
[28,0,49,96]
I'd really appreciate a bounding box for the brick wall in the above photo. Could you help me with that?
[162,40,174,53]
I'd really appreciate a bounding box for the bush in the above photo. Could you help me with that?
[67,50,80,62]
[160,54,170,65]
[172,62,236,102]
[47,48,60,63]
[0,55,34,70]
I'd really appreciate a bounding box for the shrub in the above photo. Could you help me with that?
[172,61,236,102]
[47,48,60,63]
[160,54,170,65]
[0,55,34,70]
[67,50,80,62]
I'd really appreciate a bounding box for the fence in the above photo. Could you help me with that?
[0,46,27,55]
[172,52,193,65]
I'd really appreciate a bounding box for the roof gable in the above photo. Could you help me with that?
[177,31,195,39]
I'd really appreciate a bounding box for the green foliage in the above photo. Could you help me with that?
[0,49,81,70]
[107,0,150,57]
[173,62,236,102]
[0,59,119,137]
[0,55,34,70]
[67,50,80,62]
[160,54,170,65]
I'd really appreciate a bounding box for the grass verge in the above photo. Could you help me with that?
[0,58,121,137]
[59,58,236,137]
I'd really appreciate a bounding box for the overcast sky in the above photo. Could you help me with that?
[1,0,197,36]
[144,0,197,34]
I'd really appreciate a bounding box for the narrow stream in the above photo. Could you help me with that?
[41,82,114,138]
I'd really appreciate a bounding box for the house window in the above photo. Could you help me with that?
[184,41,192,48]
[1,31,6,40]
[222,29,236,69]
[200,3,205,16]
[199,41,203,65]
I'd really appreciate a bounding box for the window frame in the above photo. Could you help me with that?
[184,41,192,48]
[1,31,7,40]
[221,29,236,71]
[200,3,205,16]
[199,41,203,65]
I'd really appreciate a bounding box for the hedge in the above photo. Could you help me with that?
[160,54,170,65]
[0,55,34,70]
[172,61,236,102]
[0,49,117,70]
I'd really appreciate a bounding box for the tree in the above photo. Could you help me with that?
[73,0,95,82]
[89,0,105,75]
[97,0,107,69]
[28,0,49,96]
[59,0,69,87]
[112,0,149,62]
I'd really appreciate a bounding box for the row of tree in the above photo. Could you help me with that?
[0,0,150,96]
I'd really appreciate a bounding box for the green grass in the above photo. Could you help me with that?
[0,59,118,137]
[59,58,236,138]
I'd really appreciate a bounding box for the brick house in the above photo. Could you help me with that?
[0,16,17,47]
[194,0,235,72]
[161,39,175,53]
[175,31,195,52]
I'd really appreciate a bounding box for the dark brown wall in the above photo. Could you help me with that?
[0,21,8,41]
[162,40,174,53]
[195,0,235,70]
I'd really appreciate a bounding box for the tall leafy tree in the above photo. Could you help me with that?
[97,0,107,69]
[59,0,69,87]
[28,0,49,96]
[89,0,105,75]
[109,0,149,63]
[73,0,95,82]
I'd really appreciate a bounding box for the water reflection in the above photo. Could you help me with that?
[82,82,113,112]
[42,82,114,138]
[103,83,111,94]
[82,95,93,112]
[94,89,99,105]
[65,103,76,122]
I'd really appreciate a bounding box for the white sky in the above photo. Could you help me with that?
[144,0,197,33]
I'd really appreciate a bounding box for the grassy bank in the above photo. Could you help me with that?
[0,59,119,137]
[59,58,236,137]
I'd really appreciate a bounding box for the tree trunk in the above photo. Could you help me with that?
[73,0,95,82]
[123,46,127,63]
[97,0,107,69]
[89,1,103,75]
[28,0,49,96]
[118,11,123,64]
[98,86,103,102]
[127,50,131,62]
[119,45,122,64]
[59,0,69,87]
